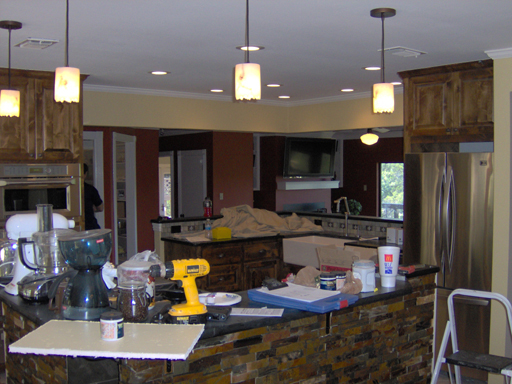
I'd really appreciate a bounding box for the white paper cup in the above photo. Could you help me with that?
[378,246,400,287]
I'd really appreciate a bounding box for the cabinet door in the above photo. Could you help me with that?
[454,68,493,139]
[404,73,454,138]
[198,264,242,292]
[0,76,35,161]
[244,240,280,262]
[243,259,277,291]
[36,79,82,162]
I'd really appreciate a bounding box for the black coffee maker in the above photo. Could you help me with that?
[49,229,113,320]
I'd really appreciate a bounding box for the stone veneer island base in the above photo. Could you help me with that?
[2,273,435,384]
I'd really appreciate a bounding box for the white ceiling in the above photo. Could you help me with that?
[1,1,511,105]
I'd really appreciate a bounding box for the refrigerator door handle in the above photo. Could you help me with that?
[442,166,456,273]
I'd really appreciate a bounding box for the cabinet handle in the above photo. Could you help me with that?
[259,249,266,255]
[217,253,224,258]
[218,276,225,281]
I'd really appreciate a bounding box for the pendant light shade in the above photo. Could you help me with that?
[235,63,261,101]
[0,89,21,117]
[0,20,22,118]
[373,82,394,114]
[360,129,379,145]
[235,0,261,101]
[371,8,396,114]
[55,66,80,103]
[54,0,80,103]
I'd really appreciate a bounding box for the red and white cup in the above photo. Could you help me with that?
[378,246,400,287]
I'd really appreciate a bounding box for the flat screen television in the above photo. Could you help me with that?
[283,137,337,178]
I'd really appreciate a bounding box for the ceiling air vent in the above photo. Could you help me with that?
[15,38,59,49]
[382,46,426,58]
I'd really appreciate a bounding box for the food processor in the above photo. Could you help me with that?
[4,205,75,296]
[54,229,113,320]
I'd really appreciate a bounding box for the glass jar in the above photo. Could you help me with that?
[117,284,148,322]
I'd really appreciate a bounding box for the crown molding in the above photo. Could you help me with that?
[83,84,403,107]
[485,48,512,59]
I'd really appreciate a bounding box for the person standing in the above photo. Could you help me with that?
[84,163,104,230]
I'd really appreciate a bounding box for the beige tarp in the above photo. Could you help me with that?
[213,205,323,238]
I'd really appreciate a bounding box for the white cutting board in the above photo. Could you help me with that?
[9,319,204,360]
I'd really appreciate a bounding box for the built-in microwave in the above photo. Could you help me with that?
[0,163,81,228]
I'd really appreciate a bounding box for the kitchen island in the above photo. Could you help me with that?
[0,266,437,384]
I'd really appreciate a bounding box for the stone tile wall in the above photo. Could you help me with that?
[120,274,435,384]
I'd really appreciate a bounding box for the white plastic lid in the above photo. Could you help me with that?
[353,260,375,268]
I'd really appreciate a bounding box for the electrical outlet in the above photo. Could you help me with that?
[220,193,224,200]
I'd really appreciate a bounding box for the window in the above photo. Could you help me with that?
[380,163,404,219]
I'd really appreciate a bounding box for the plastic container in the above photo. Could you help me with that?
[118,284,148,322]
[352,260,376,293]
[320,272,336,291]
[203,197,212,218]
[335,271,346,290]
[100,311,124,340]
[205,219,212,239]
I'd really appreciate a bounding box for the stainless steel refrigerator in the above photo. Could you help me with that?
[403,152,493,381]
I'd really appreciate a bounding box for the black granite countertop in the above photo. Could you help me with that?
[0,266,439,341]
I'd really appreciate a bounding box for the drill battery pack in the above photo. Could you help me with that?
[171,313,207,325]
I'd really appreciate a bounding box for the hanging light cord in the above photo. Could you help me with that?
[7,28,12,89]
[244,0,250,64]
[65,0,69,67]
[380,13,385,83]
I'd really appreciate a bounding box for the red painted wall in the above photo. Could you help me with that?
[159,131,254,215]
[84,126,160,259]
[332,137,404,216]
[212,132,254,212]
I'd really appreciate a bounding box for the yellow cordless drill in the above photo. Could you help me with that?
[150,259,210,324]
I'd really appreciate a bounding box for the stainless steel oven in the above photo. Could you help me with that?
[0,163,81,228]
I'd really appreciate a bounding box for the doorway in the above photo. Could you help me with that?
[113,133,137,264]
[83,131,105,230]
[177,149,207,217]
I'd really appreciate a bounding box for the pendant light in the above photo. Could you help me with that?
[371,8,396,114]
[234,0,261,101]
[0,20,22,117]
[360,129,379,145]
[54,0,80,103]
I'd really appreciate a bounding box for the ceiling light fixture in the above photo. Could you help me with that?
[0,20,22,118]
[371,7,396,114]
[278,95,290,99]
[360,129,379,145]
[364,66,380,71]
[54,0,80,103]
[234,0,261,101]
[341,89,354,93]
[236,45,264,52]
[266,84,281,88]
[151,71,168,75]
[210,89,224,93]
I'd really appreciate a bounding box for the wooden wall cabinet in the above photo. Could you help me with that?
[164,237,282,292]
[0,68,86,163]
[399,60,493,153]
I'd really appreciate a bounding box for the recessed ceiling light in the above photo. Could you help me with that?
[341,88,354,92]
[236,45,265,51]
[210,89,224,93]
[266,84,282,87]
[391,81,402,85]
[150,71,168,75]
[278,95,290,99]
[364,66,380,71]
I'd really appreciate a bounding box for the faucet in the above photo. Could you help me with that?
[334,197,350,236]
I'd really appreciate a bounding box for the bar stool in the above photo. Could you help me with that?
[431,288,512,384]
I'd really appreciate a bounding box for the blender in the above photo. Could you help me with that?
[54,229,113,320]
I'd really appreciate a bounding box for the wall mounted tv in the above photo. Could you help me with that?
[283,137,337,178]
